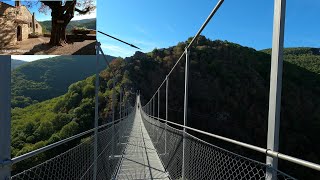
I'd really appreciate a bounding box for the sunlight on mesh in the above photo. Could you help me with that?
[11,106,296,180]
[141,110,296,180]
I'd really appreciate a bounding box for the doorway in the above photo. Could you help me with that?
[17,26,22,41]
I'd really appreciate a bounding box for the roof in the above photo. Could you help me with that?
[0,1,15,8]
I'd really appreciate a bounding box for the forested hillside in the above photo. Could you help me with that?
[124,38,320,179]
[11,60,28,70]
[262,47,320,74]
[39,18,96,34]
[11,55,114,108]
[11,57,133,173]
[11,37,320,179]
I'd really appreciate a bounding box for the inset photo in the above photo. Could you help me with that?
[0,0,96,55]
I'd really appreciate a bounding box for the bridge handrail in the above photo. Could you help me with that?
[10,112,134,165]
[144,113,320,172]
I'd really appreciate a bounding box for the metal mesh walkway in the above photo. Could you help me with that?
[116,99,170,179]
[9,96,298,180]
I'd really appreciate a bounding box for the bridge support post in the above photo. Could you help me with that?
[156,90,160,143]
[0,56,11,180]
[165,76,169,155]
[153,96,155,138]
[149,101,151,115]
[158,90,160,121]
[112,79,116,158]
[153,96,155,117]
[124,102,126,118]
[119,88,122,142]
[93,42,100,180]
[182,48,190,180]
[266,0,286,179]
[126,102,128,117]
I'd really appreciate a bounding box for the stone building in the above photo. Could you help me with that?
[0,0,42,48]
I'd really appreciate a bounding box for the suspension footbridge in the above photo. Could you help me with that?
[1,0,320,179]
[116,97,169,180]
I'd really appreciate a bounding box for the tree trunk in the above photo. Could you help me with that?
[49,15,67,46]
[45,1,77,46]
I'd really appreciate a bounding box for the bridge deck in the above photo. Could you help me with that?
[116,105,170,180]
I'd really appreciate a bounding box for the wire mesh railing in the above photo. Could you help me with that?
[140,109,296,180]
[11,106,136,180]
[137,0,320,179]
[12,136,95,180]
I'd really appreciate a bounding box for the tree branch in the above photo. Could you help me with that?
[75,7,92,15]
[61,0,76,13]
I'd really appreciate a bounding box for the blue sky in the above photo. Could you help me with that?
[4,0,96,21]
[97,0,320,58]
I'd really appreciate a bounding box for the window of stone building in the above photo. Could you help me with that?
[36,24,38,29]
[30,23,32,27]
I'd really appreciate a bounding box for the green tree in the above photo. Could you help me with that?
[59,121,79,139]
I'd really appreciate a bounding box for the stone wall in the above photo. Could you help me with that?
[34,20,42,34]
[0,4,16,47]
[0,3,43,48]
[18,6,32,40]
[18,6,43,36]
[21,24,29,41]
[0,18,16,47]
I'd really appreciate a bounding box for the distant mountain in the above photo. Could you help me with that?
[262,47,320,74]
[11,55,114,108]
[262,47,320,56]
[11,60,28,70]
[39,18,96,34]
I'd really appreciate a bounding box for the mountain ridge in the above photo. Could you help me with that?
[11,59,28,70]
[11,55,114,108]
[39,18,96,34]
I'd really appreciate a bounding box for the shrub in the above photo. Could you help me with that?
[29,32,40,38]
